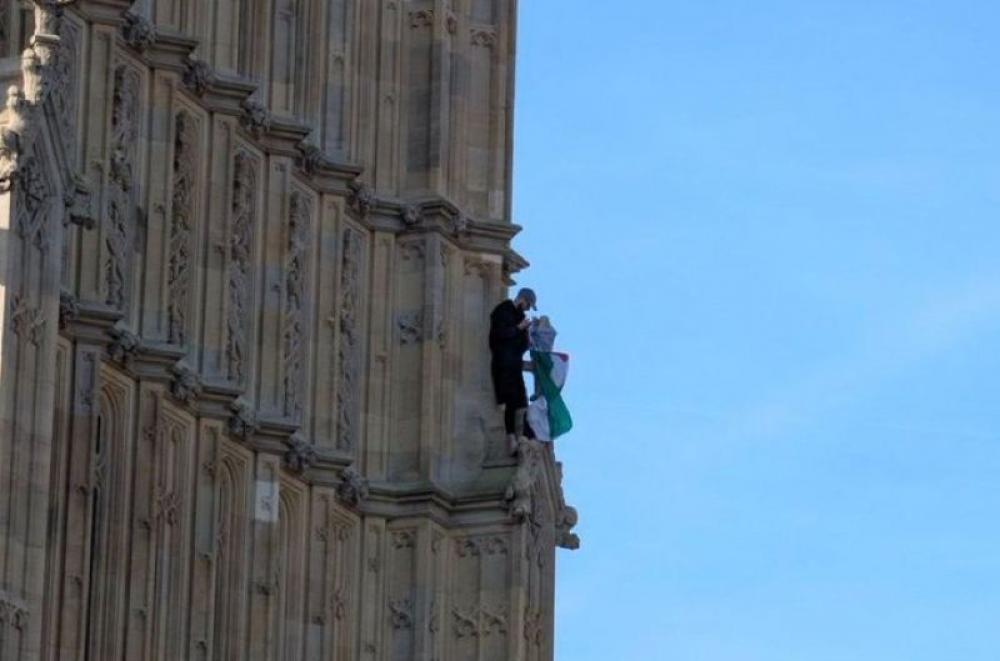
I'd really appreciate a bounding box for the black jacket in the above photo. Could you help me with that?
[489,299,529,366]
[489,299,530,407]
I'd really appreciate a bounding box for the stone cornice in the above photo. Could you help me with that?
[56,299,540,525]
[74,0,133,23]
[66,8,526,259]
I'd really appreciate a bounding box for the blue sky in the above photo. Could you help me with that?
[511,2,1000,659]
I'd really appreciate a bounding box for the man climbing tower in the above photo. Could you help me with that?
[489,288,537,454]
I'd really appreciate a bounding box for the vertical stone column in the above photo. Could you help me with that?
[0,14,69,660]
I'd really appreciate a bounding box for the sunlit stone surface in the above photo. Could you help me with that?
[0,2,576,659]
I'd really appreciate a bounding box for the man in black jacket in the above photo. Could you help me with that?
[489,288,537,455]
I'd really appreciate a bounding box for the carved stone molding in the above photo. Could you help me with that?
[0,590,29,632]
[401,203,423,228]
[121,11,156,52]
[336,227,363,451]
[239,98,271,139]
[282,191,310,418]
[283,434,316,474]
[52,15,80,157]
[450,213,469,237]
[396,310,423,345]
[106,63,140,310]
[346,179,374,219]
[451,606,479,639]
[505,440,542,521]
[297,142,324,176]
[59,290,79,330]
[399,240,425,262]
[470,28,497,48]
[390,530,415,549]
[335,465,368,508]
[107,322,140,367]
[170,361,202,405]
[168,110,197,345]
[228,397,257,441]
[523,607,544,648]
[65,173,96,228]
[409,9,433,28]
[9,294,45,346]
[182,58,214,96]
[480,605,508,637]
[12,153,51,253]
[226,150,257,384]
[388,598,413,629]
[555,504,580,550]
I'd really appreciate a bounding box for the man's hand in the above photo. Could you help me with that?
[517,318,532,330]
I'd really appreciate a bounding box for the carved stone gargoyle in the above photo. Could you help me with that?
[283,434,317,474]
[336,465,369,508]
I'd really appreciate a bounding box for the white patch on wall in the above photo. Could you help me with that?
[255,479,279,522]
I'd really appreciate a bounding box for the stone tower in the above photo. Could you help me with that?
[0,1,577,660]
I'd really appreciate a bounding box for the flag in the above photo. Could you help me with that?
[527,350,573,441]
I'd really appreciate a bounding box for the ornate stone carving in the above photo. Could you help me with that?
[107,323,140,367]
[410,9,433,28]
[106,64,140,310]
[336,465,369,508]
[0,591,29,632]
[347,179,374,219]
[400,241,425,262]
[396,310,423,345]
[283,191,310,418]
[485,536,509,555]
[470,28,497,48]
[239,98,271,139]
[452,607,479,639]
[506,440,542,521]
[388,599,413,629]
[170,361,202,404]
[0,130,23,194]
[330,587,347,621]
[296,142,325,176]
[59,290,79,330]
[9,294,45,346]
[183,58,213,96]
[228,398,257,441]
[65,173,95,228]
[523,608,543,647]
[13,154,51,253]
[463,255,493,279]
[401,203,422,227]
[481,605,508,636]
[336,227,363,451]
[450,213,469,237]
[390,531,415,549]
[168,111,197,345]
[121,11,156,51]
[556,505,580,550]
[283,434,316,474]
[153,488,181,526]
[0,86,30,192]
[52,17,80,158]
[226,150,256,383]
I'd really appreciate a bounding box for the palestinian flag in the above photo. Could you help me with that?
[527,350,573,442]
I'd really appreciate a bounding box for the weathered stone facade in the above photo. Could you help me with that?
[0,2,577,660]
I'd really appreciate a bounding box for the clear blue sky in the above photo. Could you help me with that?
[511,2,1000,659]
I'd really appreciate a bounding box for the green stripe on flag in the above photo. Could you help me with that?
[531,350,573,439]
